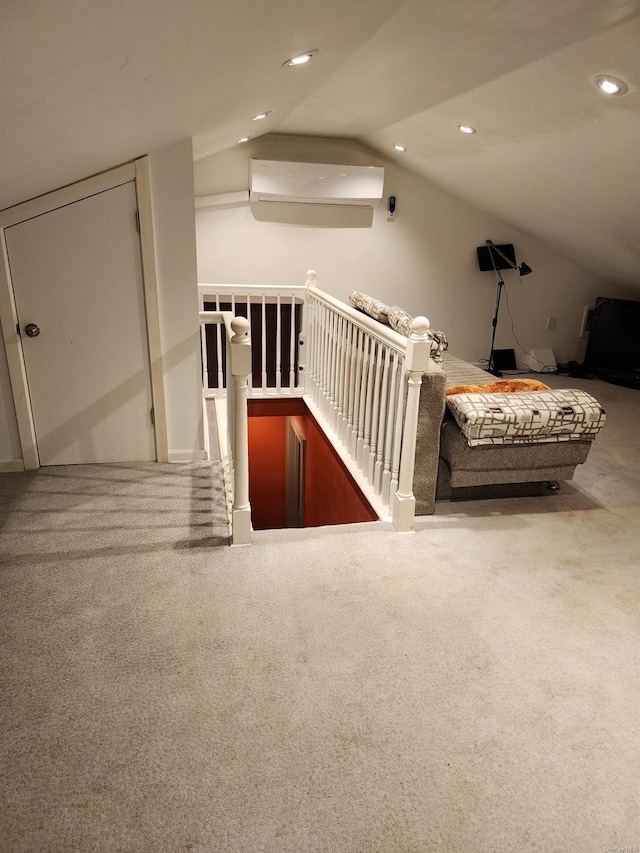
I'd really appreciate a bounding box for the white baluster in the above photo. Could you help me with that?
[299,291,311,396]
[276,293,282,393]
[324,310,335,423]
[323,306,333,419]
[347,327,361,455]
[329,309,340,430]
[261,294,267,392]
[309,296,319,401]
[215,294,224,391]
[339,321,353,445]
[389,354,407,507]
[368,341,383,483]
[199,292,208,391]
[314,298,325,409]
[317,302,327,409]
[246,293,254,395]
[335,315,347,434]
[361,336,376,474]
[374,346,391,494]
[304,272,318,398]
[289,295,296,393]
[356,333,370,469]
[381,351,399,506]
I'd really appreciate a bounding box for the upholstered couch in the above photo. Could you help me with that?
[414,352,604,514]
[348,291,607,515]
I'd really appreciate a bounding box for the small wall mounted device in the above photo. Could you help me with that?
[388,195,396,220]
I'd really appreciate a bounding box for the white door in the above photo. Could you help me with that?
[5,181,156,465]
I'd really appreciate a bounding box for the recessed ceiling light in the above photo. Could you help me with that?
[595,75,628,95]
[393,144,407,152]
[237,136,251,144]
[283,50,318,67]
[457,122,476,134]
[252,111,271,121]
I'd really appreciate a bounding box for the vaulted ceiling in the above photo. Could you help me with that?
[2,0,639,287]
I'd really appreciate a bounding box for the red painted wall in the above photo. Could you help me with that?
[300,414,378,527]
[247,414,287,530]
[247,399,377,530]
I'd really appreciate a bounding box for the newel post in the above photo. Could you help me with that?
[230,316,252,545]
[300,269,317,395]
[392,316,431,532]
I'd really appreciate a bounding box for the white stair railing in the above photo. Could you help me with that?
[304,270,431,531]
[198,272,431,532]
[198,283,306,397]
[198,309,252,546]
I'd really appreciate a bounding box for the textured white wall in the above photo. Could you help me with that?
[194,135,634,366]
[148,138,205,461]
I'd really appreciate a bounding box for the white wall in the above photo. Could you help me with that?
[148,138,205,462]
[194,135,635,366]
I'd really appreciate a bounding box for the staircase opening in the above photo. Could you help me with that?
[247,399,378,530]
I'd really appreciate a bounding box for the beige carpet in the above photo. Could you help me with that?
[1,374,639,852]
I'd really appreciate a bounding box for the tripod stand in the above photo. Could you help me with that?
[487,270,506,376]
[481,239,532,375]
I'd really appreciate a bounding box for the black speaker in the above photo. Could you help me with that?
[477,243,517,271]
[492,348,517,370]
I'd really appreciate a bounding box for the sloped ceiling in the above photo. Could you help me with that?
[2,0,639,286]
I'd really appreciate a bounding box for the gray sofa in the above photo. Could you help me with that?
[413,352,600,515]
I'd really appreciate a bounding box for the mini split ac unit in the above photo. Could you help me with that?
[249,159,385,207]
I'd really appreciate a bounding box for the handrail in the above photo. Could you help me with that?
[199,282,306,300]
[306,283,407,351]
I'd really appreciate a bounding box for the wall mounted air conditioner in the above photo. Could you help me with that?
[249,159,384,207]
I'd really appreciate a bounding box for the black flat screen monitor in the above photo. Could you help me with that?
[583,296,640,385]
[477,243,517,272]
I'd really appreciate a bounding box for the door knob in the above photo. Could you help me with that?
[25,323,40,338]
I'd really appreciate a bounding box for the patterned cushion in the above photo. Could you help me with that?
[348,291,390,323]
[349,294,447,362]
[446,389,606,447]
[429,329,448,363]
[387,305,413,336]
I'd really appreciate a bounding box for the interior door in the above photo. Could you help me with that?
[5,181,156,465]
[285,416,306,527]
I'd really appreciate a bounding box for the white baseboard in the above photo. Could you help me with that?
[167,449,208,463]
[0,458,25,473]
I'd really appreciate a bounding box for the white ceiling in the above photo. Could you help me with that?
[2,0,639,286]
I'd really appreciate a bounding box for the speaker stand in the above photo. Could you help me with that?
[486,275,505,376]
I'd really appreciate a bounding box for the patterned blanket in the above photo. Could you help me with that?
[446,388,606,446]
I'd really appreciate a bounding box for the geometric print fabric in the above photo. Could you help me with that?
[446,389,607,447]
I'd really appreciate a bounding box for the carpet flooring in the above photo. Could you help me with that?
[0,374,638,852]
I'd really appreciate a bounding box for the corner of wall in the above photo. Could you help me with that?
[148,138,206,462]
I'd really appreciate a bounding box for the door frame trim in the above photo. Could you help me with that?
[0,161,168,468]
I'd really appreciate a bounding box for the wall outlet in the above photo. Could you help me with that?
[580,305,594,338]
[546,316,557,331]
